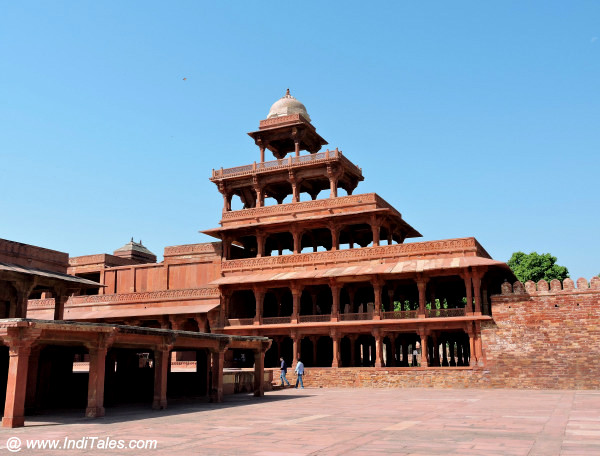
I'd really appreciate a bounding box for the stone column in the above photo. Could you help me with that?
[372,279,383,320]
[292,229,302,254]
[253,287,264,325]
[330,281,340,321]
[291,332,299,367]
[482,284,489,315]
[256,233,266,258]
[294,140,300,157]
[418,329,428,367]
[85,345,108,417]
[373,329,383,368]
[416,277,428,318]
[463,273,473,314]
[291,286,302,323]
[210,348,226,403]
[255,185,264,208]
[253,349,266,397]
[371,221,381,247]
[328,173,338,198]
[2,340,34,428]
[152,345,170,410]
[260,145,265,163]
[467,326,475,367]
[331,330,340,368]
[53,286,69,321]
[329,224,339,251]
[472,271,482,315]
[474,321,483,365]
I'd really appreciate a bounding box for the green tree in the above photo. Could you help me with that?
[507,251,569,283]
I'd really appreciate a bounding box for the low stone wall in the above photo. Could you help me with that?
[275,367,486,388]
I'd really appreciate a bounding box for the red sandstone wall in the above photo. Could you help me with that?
[481,277,600,389]
[0,239,68,273]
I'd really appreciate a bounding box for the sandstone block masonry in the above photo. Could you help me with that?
[482,276,600,389]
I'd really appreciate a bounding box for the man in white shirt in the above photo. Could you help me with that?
[294,358,305,388]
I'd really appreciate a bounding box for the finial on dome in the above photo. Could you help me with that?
[285,88,290,96]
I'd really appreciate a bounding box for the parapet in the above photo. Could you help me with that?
[500,277,600,295]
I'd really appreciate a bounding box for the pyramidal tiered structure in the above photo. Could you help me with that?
[204,90,511,369]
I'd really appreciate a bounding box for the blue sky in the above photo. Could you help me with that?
[1,1,598,280]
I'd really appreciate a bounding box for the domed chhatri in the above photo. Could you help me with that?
[267,89,311,122]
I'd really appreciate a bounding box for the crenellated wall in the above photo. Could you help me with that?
[483,277,600,389]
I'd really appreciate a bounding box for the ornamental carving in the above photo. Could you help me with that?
[221,238,484,271]
[221,193,378,221]
[66,287,220,306]
[164,243,220,256]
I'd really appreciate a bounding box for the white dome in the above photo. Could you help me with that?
[267,89,311,122]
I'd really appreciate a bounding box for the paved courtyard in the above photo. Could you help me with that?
[1,388,599,455]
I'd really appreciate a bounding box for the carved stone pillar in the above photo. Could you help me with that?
[331,330,340,368]
[463,272,473,314]
[389,334,397,367]
[152,345,170,410]
[372,278,383,320]
[441,336,449,367]
[291,332,299,367]
[85,343,109,417]
[291,286,303,323]
[467,326,475,367]
[210,347,226,403]
[472,270,483,315]
[330,281,340,321]
[253,346,267,397]
[373,329,383,368]
[371,220,381,247]
[2,336,38,428]
[253,287,265,325]
[416,276,428,318]
[329,224,340,251]
[292,229,302,254]
[419,329,429,367]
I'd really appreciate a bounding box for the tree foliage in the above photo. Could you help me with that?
[507,251,569,283]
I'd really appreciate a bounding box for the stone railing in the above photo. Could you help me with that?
[220,193,400,223]
[221,237,487,272]
[339,313,372,321]
[210,149,362,180]
[425,308,466,318]
[298,314,331,323]
[381,310,418,320]
[262,317,292,325]
[228,318,255,326]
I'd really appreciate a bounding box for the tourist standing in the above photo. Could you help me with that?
[294,358,305,388]
[279,357,290,387]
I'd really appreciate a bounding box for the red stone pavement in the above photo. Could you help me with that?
[0,388,599,455]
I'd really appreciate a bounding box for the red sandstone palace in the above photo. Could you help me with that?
[3,90,598,429]
[26,90,514,370]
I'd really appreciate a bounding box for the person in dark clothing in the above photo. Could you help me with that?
[279,357,290,386]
